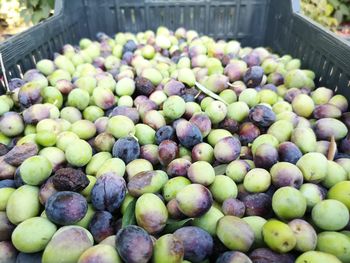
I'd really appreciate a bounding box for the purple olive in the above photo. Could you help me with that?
[116,225,153,263]
[242,53,261,67]
[222,198,245,217]
[253,143,278,169]
[189,113,212,138]
[158,140,179,166]
[88,211,115,243]
[243,66,264,88]
[176,120,203,149]
[174,226,213,262]
[45,191,88,225]
[242,193,272,218]
[91,173,126,213]
[278,142,302,164]
[167,158,191,178]
[239,122,261,145]
[249,105,276,128]
[214,136,241,163]
[135,77,155,96]
[109,106,140,124]
[249,248,295,263]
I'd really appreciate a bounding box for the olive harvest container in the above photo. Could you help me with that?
[0,0,349,96]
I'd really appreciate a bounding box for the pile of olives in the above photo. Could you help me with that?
[1,26,350,263]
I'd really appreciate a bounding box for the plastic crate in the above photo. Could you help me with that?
[0,0,349,96]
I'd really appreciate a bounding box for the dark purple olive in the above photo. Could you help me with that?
[243,66,264,88]
[218,118,239,134]
[91,173,126,213]
[342,112,350,129]
[158,140,179,166]
[189,113,212,138]
[15,252,42,263]
[109,106,140,124]
[93,57,106,69]
[164,79,186,96]
[140,144,159,165]
[167,199,186,219]
[249,248,295,263]
[284,88,302,103]
[267,72,284,86]
[242,53,261,67]
[0,212,15,241]
[14,168,25,188]
[45,191,88,225]
[112,136,140,164]
[262,84,277,92]
[8,78,25,91]
[214,136,241,163]
[96,32,110,41]
[249,105,276,128]
[18,83,42,107]
[253,143,278,169]
[0,179,15,189]
[122,52,133,65]
[340,135,350,154]
[176,120,203,149]
[123,40,137,53]
[222,198,245,217]
[116,225,153,263]
[135,77,155,96]
[23,104,50,125]
[239,122,261,145]
[0,144,8,157]
[155,125,176,145]
[166,158,191,178]
[174,226,213,262]
[278,142,303,164]
[242,193,272,218]
[89,211,115,243]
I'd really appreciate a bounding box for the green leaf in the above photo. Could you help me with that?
[40,1,52,18]
[163,218,193,233]
[32,9,43,24]
[339,3,350,16]
[40,3,52,19]
[47,0,55,9]
[20,9,32,24]
[195,82,228,106]
[29,0,39,7]
[328,0,340,8]
[122,199,137,228]
[334,9,345,23]
[214,164,228,175]
[325,3,334,16]
[20,9,28,17]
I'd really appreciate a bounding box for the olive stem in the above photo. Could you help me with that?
[194,91,202,99]
[327,135,337,161]
[128,132,139,142]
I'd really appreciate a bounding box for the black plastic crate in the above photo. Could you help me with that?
[0,0,349,96]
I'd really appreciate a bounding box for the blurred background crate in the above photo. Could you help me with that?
[0,0,349,96]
